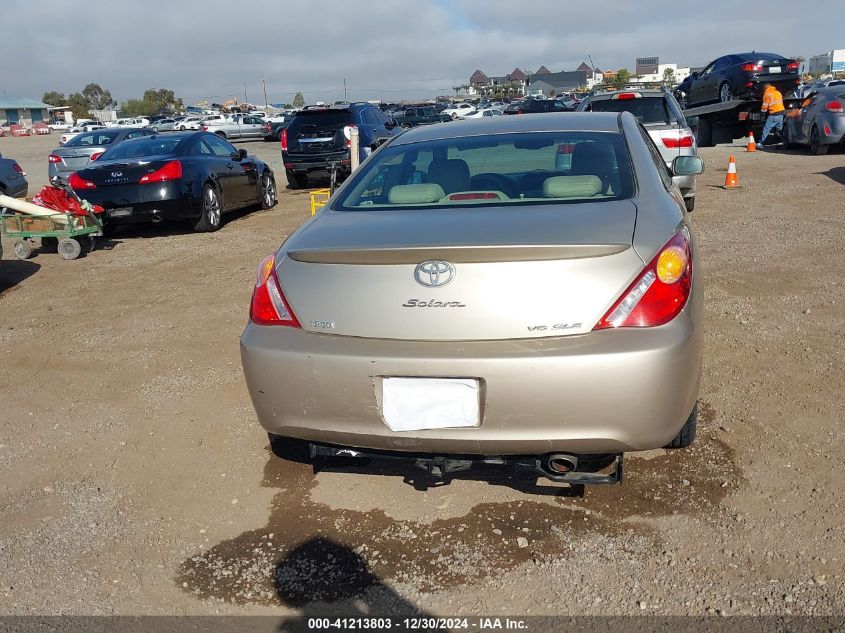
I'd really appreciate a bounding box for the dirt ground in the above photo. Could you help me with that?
[0,131,843,617]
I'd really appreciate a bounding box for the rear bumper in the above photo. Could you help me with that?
[241,294,702,456]
[283,150,350,174]
[76,182,198,225]
[2,176,28,199]
[820,116,845,144]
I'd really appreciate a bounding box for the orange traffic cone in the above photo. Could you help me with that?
[746,132,757,152]
[724,156,740,189]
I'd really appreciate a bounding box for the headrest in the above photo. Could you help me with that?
[387,183,445,204]
[543,175,603,198]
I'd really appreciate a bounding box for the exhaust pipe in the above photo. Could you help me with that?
[546,453,578,474]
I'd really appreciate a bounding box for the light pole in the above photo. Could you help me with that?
[262,76,268,109]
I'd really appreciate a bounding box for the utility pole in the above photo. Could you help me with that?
[243,83,248,105]
[343,78,348,102]
[262,76,268,109]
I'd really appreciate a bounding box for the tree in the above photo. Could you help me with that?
[82,83,116,110]
[141,88,183,114]
[612,68,632,88]
[66,92,91,121]
[662,67,676,86]
[292,92,305,109]
[42,91,66,107]
[121,98,151,117]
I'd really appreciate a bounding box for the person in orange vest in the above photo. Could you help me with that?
[758,82,786,147]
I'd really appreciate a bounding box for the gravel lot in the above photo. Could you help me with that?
[0,131,843,617]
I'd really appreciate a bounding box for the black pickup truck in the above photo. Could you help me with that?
[261,115,294,142]
[392,106,451,128]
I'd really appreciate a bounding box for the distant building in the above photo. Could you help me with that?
[636,57,660,75]
[528,71,589,96]
[0,97,52,128]
[631,63,691,85]
[808,50,845,76]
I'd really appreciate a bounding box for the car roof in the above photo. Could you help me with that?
[589,89,668,100]
[118,131,196,143]
[391,112,622,145]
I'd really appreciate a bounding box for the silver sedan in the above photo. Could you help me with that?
[48,127,155,179]
[241,112,704,486]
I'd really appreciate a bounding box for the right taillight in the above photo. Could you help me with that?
[662,133,694,148]
[825,101,844,113]
[68,172,96,190]
[280,128,288,151]
[594,229,692,330]
[250,255,301,327]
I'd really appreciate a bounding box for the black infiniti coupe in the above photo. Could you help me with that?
[69,131,276,232]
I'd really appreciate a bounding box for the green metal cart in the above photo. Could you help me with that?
[0,211,103,261]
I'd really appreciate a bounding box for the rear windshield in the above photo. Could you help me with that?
[336,131,634,210]
[63,131,121,147]
[289,111,352,131]
[585,97,677,125]
[100,137,182,160]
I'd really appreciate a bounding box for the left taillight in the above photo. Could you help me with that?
[68,172,96,189]
[48,154,62,164]
[661,132,694,149]
[138,160,182,184]
[741,63,763,72]
[594,229,692,330]
[250,254,301,327]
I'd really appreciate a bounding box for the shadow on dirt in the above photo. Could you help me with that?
[817,165,845,186]
[0,258,40,295]
[271,538,444,626]
[178,402,741,607]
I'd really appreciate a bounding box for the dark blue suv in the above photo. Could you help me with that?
[281,103,401,188]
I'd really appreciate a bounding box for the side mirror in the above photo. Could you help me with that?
[691,72,699,79]
[672,155,704,176]
[238,148,248,160]
[385,120,397,129]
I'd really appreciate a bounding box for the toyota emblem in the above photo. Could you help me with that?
[414,260,455,288]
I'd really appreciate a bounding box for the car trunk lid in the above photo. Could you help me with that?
[76,156,176,187]
[276,203,644,341]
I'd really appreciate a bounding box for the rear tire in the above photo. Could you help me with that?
[287,170,308,189]
[194,184,223,232]
[41,237,58,253]
[718,82,733,103]
[695,118,713,147]
[684,196,696,212]
[782,123,795,149]
[810,125,828,155]
[665,403,698,449]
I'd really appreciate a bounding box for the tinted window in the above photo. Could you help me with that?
[336,131,634,210]
[63,131,121,147]
[587,97,677,125]
[361,109,380,125]
[291,110,352,130]
[100,137,182,160]
[203,134,237,157]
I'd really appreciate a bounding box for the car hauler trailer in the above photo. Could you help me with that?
[683,96,802,147]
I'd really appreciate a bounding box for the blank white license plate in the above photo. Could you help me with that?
[381,377,480,432]
[769,66,781,74]
[109,207,132,217]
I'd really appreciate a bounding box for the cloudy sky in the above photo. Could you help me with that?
[3,0,843,106]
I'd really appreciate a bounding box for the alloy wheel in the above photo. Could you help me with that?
[719,83,732,103]
[205,187,221,226]
[263,176,276,207]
